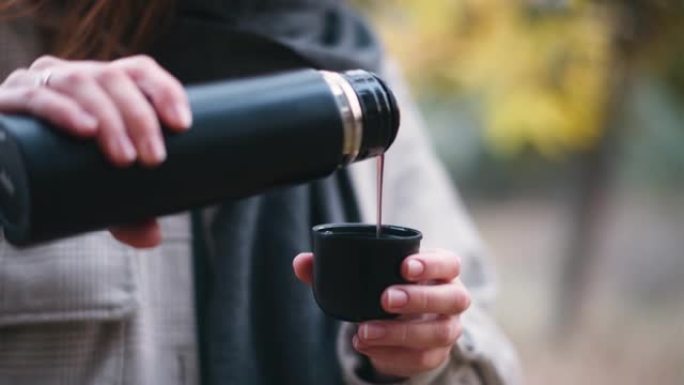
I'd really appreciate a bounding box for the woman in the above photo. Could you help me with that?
[0,1,520,384]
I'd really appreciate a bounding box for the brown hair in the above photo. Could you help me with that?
[0,0,174,60]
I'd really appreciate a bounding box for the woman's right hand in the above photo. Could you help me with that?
[0,55,192,248]
[0,55,192,167]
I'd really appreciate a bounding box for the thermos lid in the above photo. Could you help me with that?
[342,70,400,161]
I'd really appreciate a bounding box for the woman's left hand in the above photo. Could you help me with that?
[293,249,471,379]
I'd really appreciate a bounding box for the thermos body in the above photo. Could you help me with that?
[0,69,399,246]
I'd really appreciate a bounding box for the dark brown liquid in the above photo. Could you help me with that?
[376,154,384,238]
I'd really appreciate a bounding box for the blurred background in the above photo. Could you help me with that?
[356,1,684,384]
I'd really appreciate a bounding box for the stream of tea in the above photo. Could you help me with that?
[376,154,384,238]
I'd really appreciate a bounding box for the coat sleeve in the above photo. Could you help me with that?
[339,59,523,385]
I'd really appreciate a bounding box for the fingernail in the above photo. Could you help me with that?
[352,335,360,350]
[175,104,192,128]
[362,323,386,340]
[146,138,167,163]
[117,137,136,162]
[387,288,408,309]
[406,259,424,278]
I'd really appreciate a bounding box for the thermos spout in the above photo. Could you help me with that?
[322,70,400,164]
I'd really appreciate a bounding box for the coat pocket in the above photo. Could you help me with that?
[0,231,137,384]
[0,231,137,325]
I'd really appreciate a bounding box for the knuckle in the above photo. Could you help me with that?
[418,288,430,312]
[21,87,41,104]
[30,55,58,69]
[448,297,462,314]
[97,115,124,136]
[3,69,28,86]
[458,288,472,311]
[129,107,152,124]
[448,287,470,313]
[96,67,126,83]
[63,71,90,86]
[127,108,156,133]
[398,324,409,345]
[153,83,177,104]
[132,55,159,70]
[435,320,455,345]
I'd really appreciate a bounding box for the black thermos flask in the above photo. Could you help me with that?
[0,69,399,246]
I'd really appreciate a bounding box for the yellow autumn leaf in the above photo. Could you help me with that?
[364,0,614,158]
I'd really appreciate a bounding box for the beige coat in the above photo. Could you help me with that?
[0,19,521,385]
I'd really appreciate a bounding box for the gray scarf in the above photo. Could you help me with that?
[151,2,382,384]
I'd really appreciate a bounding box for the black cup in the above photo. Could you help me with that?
[312,223,422,322]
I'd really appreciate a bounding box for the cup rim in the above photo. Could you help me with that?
[312,223,422,240]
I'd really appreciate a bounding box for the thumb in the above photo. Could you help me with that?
[293,252,314,285]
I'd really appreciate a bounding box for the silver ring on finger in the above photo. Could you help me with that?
[36,70,53,88]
